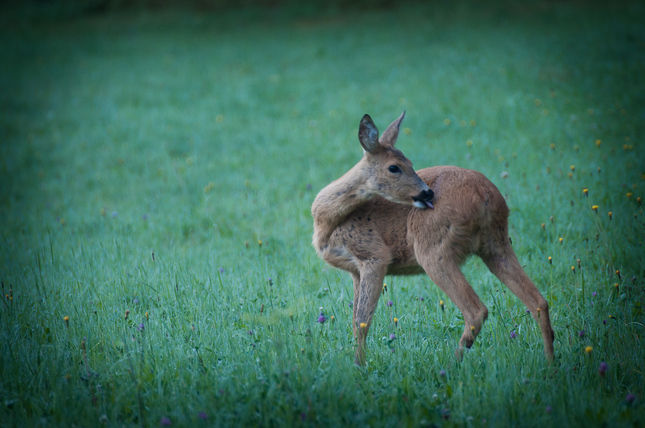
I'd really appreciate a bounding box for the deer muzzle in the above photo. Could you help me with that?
[412,188,435,209]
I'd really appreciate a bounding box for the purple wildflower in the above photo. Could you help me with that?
[198,411,208,420]
[579,330,585,338]
[386,300,393,307]
[439,369,446,377]
[111,211,118,218]
[317,313,326,324]
[526,309,531,314]
[545,405,553,413]
[137,323,144,332]
[389,334,396,341]
[625,393,636,405]
[441,408,450,420]
[598,362,608,377]
[133,298,139,305]
[348,302,353,308]
[603,319,607,325]
[592,291,597,297]
[160,417,172,426]
[219,267,225,273]
[510,331,518,339]
[247,330,253,336]
[419,296,424,301]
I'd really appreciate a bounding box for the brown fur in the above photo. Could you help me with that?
[311,113,555,365]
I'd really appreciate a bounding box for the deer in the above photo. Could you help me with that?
[311,112,554,366]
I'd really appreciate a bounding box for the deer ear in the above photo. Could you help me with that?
[379,111,406,147]
[358,114,381,153]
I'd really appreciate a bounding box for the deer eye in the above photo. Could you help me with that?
[388,165,400,173]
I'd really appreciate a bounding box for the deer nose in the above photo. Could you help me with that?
[412,188,435,209]
[420,189,434,200]
[414,189,434,202]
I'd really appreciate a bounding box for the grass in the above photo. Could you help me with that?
[1,1,644,426]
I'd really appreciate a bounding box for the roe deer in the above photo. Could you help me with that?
[311,112,554,365]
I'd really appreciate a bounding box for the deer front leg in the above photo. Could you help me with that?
[353,265,387,366]
[350,272,360,339]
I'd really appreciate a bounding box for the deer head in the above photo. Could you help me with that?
[358,112,435,209]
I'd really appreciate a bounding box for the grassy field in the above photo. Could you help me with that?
[1,1,644,426]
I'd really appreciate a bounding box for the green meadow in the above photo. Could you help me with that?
[1,1,644,426]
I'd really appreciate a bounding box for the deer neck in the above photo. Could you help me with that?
[311,162,372,250]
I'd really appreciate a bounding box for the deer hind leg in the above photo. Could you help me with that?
[352,264,387,366]
[417,247,489,359]
[480,242,555,361]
